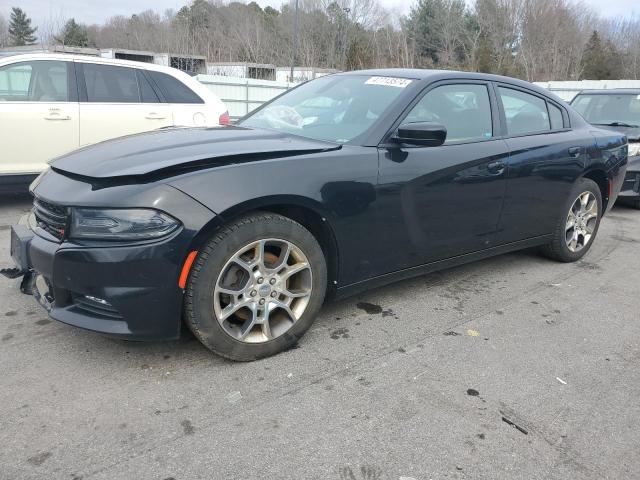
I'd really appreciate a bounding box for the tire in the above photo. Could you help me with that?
[184,212,327,361]
[540,178,602,263]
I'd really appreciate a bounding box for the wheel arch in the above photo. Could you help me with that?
[189,195,340,296]
[581,168,609,211]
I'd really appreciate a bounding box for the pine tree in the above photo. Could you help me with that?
[55,19,89,47]
[8,7,37,46]
[580,30,622,80]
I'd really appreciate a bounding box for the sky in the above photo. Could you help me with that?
[1,0,638,32]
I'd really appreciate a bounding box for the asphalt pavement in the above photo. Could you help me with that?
[1,193,639,480]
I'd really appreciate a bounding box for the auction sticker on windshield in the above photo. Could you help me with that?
[365,76,413,88]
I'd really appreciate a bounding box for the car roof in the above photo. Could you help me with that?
[337,68,566,102]
[0,53,180,75]
[0,52,226,109]
[575,89,640,95]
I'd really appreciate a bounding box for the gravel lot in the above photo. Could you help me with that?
[1,193,639,480]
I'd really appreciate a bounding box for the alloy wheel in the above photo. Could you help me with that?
[565,191,598,253]
[213,238,313,343]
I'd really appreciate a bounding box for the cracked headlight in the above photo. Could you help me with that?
[69,208,180,240]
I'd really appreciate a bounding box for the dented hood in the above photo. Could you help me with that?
[51,126,341,179]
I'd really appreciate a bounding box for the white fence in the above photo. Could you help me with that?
[197,75,640,119]
[196,74,294,119]
[535,80,640,102]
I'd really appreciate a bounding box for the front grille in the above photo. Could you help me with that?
[33,198,68,240]
[71,295,124,320]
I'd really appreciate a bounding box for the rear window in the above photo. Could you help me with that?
[499,87,550,135]
[148,71,203,104]
[548,103,564,130]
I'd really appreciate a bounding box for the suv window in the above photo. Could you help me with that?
[499,87,550,135]
[83,63,140,103]
[404,84,493,143]
[0,60,69,102]
[136,71,160,103]
[148,71,203,104]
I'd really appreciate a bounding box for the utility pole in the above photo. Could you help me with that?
[343,7,350,70]
[290,0,299,83]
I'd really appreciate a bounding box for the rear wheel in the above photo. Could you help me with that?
[184,212,327,361]
[541,178,602,262]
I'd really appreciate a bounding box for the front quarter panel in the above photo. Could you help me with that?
[168,146,380,286]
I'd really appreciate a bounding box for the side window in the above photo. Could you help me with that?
[83,64,139,103]
[403,84,493,144]
[148,71,203,104]
[499,87,550,135]
[548,102,564,130]
[137,71,160,103]
[0,61,69,102]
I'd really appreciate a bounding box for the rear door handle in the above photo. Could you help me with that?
[44,115,71,121]
[146,112,167,120]
[487,161,505,174]
[568,146,582,158]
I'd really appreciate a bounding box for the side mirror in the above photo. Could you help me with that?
[393,122,447,147]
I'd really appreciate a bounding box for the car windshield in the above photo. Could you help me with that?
[572,93,640,127]
[239,75,412,143]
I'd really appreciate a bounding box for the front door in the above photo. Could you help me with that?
[0,60,79,175]
[375,82,509,274]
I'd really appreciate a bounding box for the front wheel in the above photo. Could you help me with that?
[540,178,602,262]
[184,212,327,361]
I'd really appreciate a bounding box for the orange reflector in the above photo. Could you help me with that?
[178,251,198,289]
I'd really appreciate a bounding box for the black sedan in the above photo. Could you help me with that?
[571,89,640,208]
[9,70,628,360]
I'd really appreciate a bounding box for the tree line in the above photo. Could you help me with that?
[2,0,640,81]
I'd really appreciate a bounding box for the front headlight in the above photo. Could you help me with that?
[69,208,180,240]
[628,142,640,157]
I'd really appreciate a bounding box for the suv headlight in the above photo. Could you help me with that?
[69,208,180,240]
[628,142,640,157]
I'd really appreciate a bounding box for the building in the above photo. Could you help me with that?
[100,49,207,75]
[207,62,277,81]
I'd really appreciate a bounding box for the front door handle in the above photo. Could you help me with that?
[487,161,505,174]
[44,109,71,121]
[568,146,582,158]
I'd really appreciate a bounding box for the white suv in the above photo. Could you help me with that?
[0,53,228,181]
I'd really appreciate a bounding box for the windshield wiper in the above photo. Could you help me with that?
[594,121,640,128]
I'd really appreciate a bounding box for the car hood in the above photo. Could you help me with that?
[594,124,640,142]
[51,126,341,179]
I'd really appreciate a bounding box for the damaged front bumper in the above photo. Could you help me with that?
[5,220,192,341]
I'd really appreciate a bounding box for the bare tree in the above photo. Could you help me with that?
[0,13,8,47]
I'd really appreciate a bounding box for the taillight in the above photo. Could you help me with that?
[219,111,230,125]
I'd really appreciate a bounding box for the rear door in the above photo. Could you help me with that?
[494,84,590,243]
[0,59,79,175]
[77,62,173,147]
[375,81,509,272]
[146,70,209,127]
